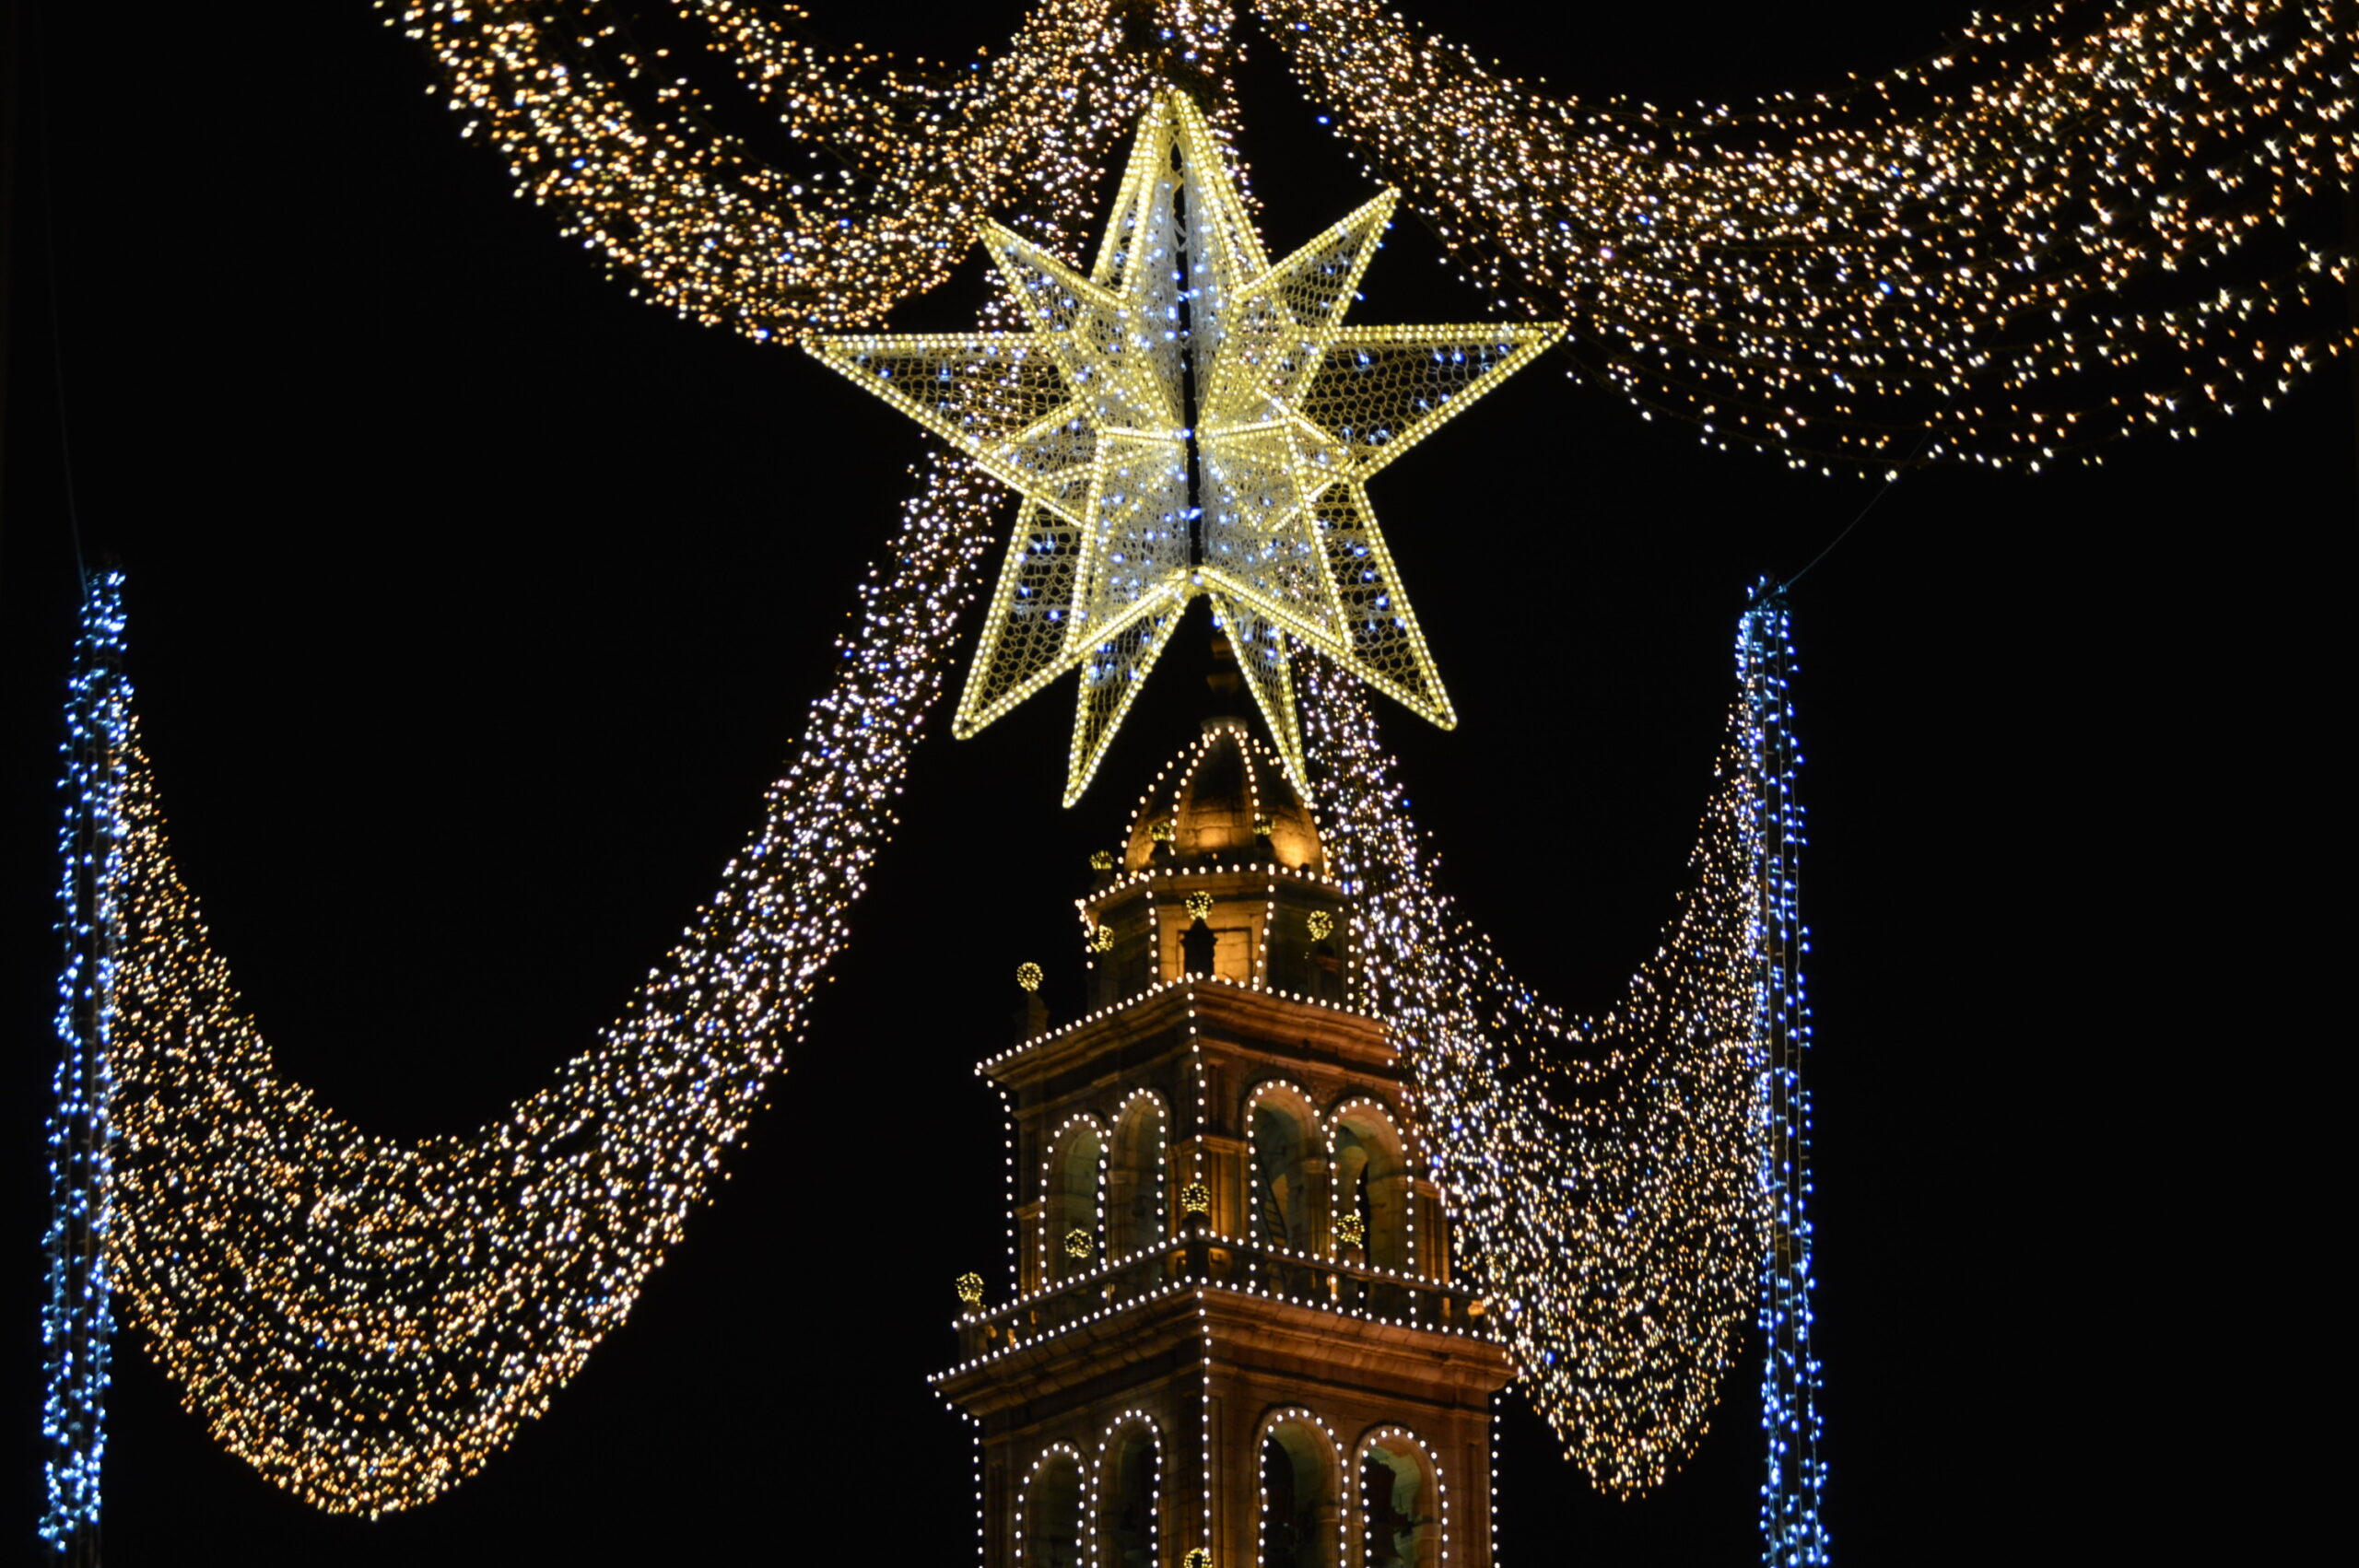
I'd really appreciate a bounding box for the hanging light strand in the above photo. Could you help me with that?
[393,0,2348,469]
[97,455,997,1515]
[1256,0,2355,469]
[1301,623,1783,1497]
[381,0,1247,336]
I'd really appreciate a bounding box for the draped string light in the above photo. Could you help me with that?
[382,0,1251,336]
[88,455,995,1515]
[41,572,129,1560]
[1259,0,2354,469]
[65,527,1809,1525]
[1300,644,1775,1497]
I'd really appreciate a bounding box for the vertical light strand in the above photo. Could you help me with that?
[40,569,129,1562]
[1742,585,1830,1566]
[1301,644,1769,1495]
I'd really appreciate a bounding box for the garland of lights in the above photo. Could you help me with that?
[391,0,2351,469]
[1260,0,2353,469]
[1300,644,1774,1497]
[78,457,995,1516]
[53,529,1819,1527]
[1289,591,1826,1525]
[381,0,1246,336]
[41,573,128,1560]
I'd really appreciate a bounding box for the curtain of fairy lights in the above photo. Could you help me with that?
[81,459,995,1515]
[388,0,2351,470]
[1297,595,1827,1537]
[1256,0,2353,470]
[1300,634,1776,1499]
[1743,591,1829,1566]
[382,0,1248,334]
[41,573,128,1563]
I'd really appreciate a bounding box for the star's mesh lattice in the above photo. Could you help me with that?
[807,89,1561,802]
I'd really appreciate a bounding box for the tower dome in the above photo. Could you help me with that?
[1121,719,1321,873]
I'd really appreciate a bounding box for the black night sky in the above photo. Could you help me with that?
[3,3,2348,1563]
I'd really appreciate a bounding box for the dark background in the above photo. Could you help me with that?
[3,2,2347,1562]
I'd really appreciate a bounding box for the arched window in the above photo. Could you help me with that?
[1025,1450,1086,1568]
[1108,1096,1167,1258]
[1101,1421,1160,1568]
[1250,1091,1319,1252]
[1358,1433,1440,1568]
[1330,1105,1414,1275]
[1260,1417,1337,1568]
[1048,1123,1104,1282]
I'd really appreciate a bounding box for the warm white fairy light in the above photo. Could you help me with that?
[937,712,1525,1568]
[1016,1442,1090,1568]
[1040,1110,1110,1282]
[385,0,1250,340]
[1256,1408,1346,1568]
[1356,1426,1449,1568]
[1300,638,1775,1497]
[1262,0,2353,469]
[1327,1093,1420,1276]
[91,454,1003,1515]
[1094,1411,1168,1568]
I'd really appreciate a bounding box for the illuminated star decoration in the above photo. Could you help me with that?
[806,89,1562,803]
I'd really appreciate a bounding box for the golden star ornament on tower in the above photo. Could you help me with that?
[807,89,1562,804]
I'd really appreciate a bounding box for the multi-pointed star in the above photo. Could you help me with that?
[806,89,1562,804]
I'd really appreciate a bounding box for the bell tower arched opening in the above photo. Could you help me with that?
[1330,1103,1414,1276]
[1101,1418,1162,1568]
[1249,1089,1320,1253]
[1357,1432,1442,1568]
[1259,1414,1339,1568]
[1108,1095,1167,1258]
[1046,1121,1104,1281]
[1023,1449,1086,1568]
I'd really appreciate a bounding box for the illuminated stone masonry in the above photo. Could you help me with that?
[938,720,1509,1568]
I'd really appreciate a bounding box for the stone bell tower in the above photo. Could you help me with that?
[936,718,1511,1568]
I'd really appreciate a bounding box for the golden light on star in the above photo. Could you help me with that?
[806,90,1561,803]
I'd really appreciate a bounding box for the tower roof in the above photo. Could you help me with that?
[1121,719,1322,873]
